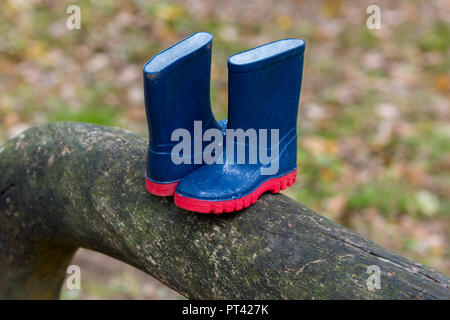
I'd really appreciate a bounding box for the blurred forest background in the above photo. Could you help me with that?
[0,0,448,299]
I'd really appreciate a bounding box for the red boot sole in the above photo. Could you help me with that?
[174,169,297,214]
[145,174,178,196]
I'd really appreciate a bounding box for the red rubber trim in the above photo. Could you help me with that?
[174,169,297,214]
[145,175,178,196]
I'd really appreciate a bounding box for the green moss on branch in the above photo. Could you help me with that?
[0,122,449,299]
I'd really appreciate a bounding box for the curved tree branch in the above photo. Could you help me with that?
[0,122,449,299]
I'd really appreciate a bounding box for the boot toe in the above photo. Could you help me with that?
[175,164,258,201]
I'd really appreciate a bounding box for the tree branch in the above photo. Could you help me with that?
[0,122,448,299]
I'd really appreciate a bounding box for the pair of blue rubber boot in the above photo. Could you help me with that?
[144,32,305,214]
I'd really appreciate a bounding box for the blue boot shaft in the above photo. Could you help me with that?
[227,39,305,173]
[143,32,223,191]
[227,39,305,138]
[144,32,219,153]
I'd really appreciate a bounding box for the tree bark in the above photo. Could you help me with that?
[0,122,448,299]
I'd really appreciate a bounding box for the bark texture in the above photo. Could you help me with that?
[0,122,449,299]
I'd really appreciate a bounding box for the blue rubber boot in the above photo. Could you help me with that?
[143,32,226,196]
[174,39,305,213]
